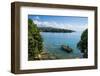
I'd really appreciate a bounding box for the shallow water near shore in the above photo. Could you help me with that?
[40,32,83,59]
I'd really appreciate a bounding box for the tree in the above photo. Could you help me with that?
[77,29,88,58]
[28,18,43,60]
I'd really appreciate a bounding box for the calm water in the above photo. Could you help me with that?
[40,32,83,59]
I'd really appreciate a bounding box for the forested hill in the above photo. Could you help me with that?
[38,27,75,33]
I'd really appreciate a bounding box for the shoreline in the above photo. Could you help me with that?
[39,51,59,60]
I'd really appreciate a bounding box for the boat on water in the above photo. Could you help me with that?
[61,45,73,53]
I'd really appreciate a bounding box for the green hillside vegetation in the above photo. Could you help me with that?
[77,29,88,58]
[28,18,43,60]
[39,27,75,33]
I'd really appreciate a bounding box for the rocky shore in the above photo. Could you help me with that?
[38,51,58,60]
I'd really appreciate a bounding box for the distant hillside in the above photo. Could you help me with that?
[38,27,75,33]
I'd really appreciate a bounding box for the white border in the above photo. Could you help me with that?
[20,6,95,70]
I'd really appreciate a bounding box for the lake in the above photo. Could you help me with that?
[40,32,83,59]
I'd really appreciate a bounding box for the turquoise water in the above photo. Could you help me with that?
[40,32,83,59]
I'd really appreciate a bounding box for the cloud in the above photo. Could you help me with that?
[34,16,40,20]
[66,24,87,32]
[33,20,52,27]
[32,20,87,32]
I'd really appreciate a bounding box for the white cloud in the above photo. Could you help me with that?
[32,20,87,32]
[34,16,40,20]
[33,20,52,27]
[66,24,87,32]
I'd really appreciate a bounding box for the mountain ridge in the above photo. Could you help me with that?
[38,27,75,33]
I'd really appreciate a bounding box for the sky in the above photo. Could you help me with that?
[28,15,88,32]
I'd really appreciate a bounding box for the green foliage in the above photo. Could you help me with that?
[28,19,43,60]
[39,27,75,33]
[77,29,88,58]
